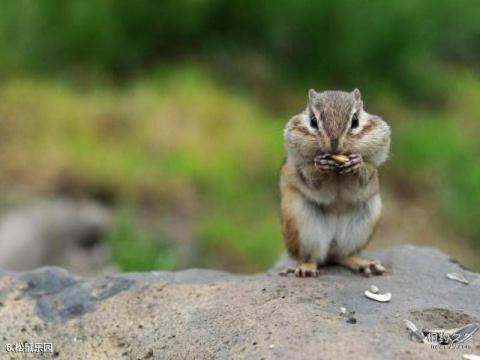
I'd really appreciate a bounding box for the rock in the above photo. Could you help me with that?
[0,198,112,274]
[0,245,479,359]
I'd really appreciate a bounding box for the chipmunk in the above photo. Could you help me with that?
[280,89,390,277]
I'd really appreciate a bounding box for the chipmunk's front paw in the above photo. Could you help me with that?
[314,154,337,172]
[340,256,386,277]
[338,154,363,175]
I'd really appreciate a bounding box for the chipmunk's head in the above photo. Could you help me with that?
[284,89,390,166]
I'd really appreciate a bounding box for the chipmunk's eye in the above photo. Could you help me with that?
[351,112,359,129]
[310,112,318,129]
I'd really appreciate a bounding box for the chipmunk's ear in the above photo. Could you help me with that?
[308,89,319,104]
[352,88,362,101]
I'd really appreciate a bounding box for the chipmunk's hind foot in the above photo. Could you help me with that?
[279,262,319,277]
[295,262,319,277]
[339,256,385,277]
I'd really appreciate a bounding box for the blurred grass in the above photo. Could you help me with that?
[0,65,479,270]
[1,0,480,101]
[0,67,285,271]
[392,70,480,241]
[0,65,479,271]
[107,206,176,272]
[0,1,480,271]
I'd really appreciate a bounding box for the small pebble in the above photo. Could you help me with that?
[446,272,469,285]
[463,354,480,360]
[346,317,357,324]
[364,290,391,302]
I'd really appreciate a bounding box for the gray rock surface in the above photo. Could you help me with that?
[0,245,479,359]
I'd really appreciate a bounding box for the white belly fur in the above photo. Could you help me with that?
[295,193,382,264]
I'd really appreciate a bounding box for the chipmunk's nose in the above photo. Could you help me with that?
[330,138,339,153]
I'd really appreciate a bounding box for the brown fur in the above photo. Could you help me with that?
[281,211,301,259]
[280,89,390,275]
[310,91,356,140]
[352,119,375,139]
[280,163,301,259]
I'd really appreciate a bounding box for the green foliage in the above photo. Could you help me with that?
[0,0,212,76]
[199,213,282,271]
[1,1,480,270]
[1,1,480,99]
[394,117,462,170]
[107,206,176,271]
[394,116,480,240]
[0,68,286,271]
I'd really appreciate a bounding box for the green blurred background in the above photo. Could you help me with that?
[0,0,479,273]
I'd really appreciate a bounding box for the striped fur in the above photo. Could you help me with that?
[280,89,390,265]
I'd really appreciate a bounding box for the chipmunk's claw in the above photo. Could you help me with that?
[279,262,319,277]
[295,268,319,277]
[338,154,363,175]
[340,256,386,277]
[315,154,337,172]
[294,262,319,278]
